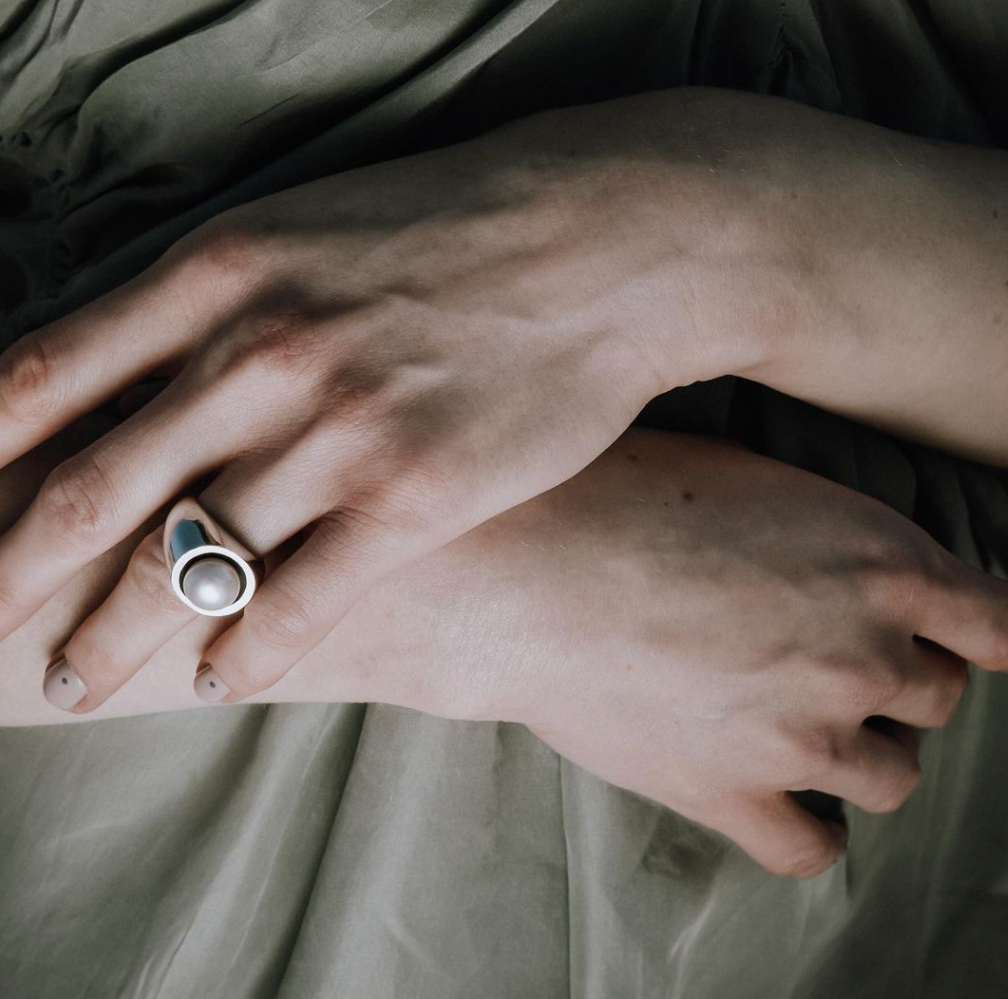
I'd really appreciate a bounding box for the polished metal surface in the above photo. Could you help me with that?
[165,511,259,617]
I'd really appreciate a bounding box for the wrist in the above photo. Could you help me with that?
[550,86,823,391]
[467,88,799,398]
[633,86,832,388]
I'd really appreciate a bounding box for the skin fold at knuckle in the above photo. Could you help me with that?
[327,465,447,556]
[188,301,323,398]
[242,588,325,654]
[0,334,61,424]
[39,453,119,546]
[855,542,932,624]
[817,652,902,718]
[786,726,844,789]
[179,214,274,300]
[236,304,327,383]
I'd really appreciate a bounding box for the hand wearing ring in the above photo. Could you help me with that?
[8,88,999,716]
[2,92,761,712]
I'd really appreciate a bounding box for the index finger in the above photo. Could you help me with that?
[0,228,231,468]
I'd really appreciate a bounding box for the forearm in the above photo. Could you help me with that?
[476,85,1008,463]
[636,86,1008,464]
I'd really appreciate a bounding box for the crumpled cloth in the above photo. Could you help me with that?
[2,2,1008,997]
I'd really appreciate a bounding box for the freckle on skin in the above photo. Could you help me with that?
[627,453,639,462]
[995,313,1002,325]
[994,210,999,219]
[681,490,694,503]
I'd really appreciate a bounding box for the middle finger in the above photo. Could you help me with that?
[44,521,304,713]
[0,364,278,640]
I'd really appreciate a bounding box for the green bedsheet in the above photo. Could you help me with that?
[2,2,1008,996]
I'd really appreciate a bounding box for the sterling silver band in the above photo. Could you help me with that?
[163,496,261,617]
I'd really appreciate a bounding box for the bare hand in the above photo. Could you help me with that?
[0,93,766,709]
[6,419,1008,879]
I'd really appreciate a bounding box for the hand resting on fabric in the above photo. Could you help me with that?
[1,85,1006,713]
[4,414,1008,878]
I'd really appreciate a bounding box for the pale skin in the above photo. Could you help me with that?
[0,85,1007,877]
[5,416,1008,881]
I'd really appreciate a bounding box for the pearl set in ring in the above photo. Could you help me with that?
[164,503,260,617]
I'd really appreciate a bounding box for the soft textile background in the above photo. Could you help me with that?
[2,2,1008,996]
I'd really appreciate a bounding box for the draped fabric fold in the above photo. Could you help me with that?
[2,2,1008,996]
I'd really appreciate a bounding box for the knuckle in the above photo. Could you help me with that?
[0,334,60,423]
[391,452,456,518]
[832,658,902,715]
[859,557,925,620]
[322,502,393,542]
[239,307,320,380]
[353,454,457,543]
[184,216,268,290]
[789,728,842,784]
[324,490,429,557]
[318,365,396,434]
[196,303,322,389]
[244,588,323,651]
[39,452,117,544]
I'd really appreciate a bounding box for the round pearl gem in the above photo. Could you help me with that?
[182,557,242,611]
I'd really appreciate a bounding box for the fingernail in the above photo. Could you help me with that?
[43,656,88,711]
[194,664,229,703]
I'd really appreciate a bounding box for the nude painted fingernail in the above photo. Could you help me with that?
[194,665,229,703]
[43,656,88,711]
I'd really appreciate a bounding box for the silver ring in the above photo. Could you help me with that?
[163,496,262,617]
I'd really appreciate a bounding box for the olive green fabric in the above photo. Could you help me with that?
[2,2,1008,997]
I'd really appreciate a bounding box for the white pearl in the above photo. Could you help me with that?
[182,557,242,611]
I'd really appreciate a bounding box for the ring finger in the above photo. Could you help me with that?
[44,516,305,713]
[42,418,368,712]
[0,356,300,640]
[44,525,210,712]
